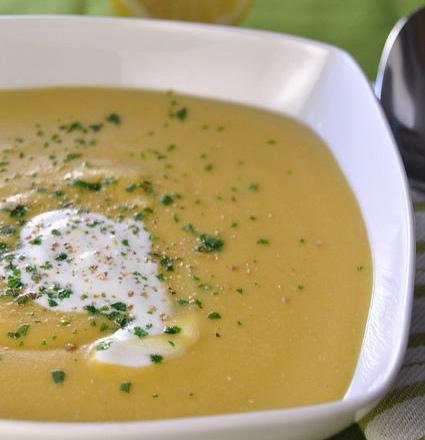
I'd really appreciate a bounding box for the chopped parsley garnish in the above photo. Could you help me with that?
[182,223,197,235]
[126,183,137,192]
[256,238,270,245]
[64,152,82,162]
[70,179,102,191]
[175,107,187,121]
[195,234,224,253]
[150,354,163,364]
[207,311,221,320]
[248,182,258,191]
[89,123,103,132]
[105,112,121,125]
[85,303,131,328]
[70,177,117,191]
[51,229,61,236]
[53,189,65,197]
[55,252,68,261]
[140,180,154,194]
[40,261,53,269]
[156,273,166,282]
[160,194,174,205]
[120,381,131,393]
[159,255,174,272]
[29,236,42,245]
[60,121,86,133]
[51,369,66,384]
[6,204,27,218]
[0,225,16,235]
[39,284,73,306]
[111,302,127,311]
[163,325,181,335]
[95,340,112,351]
[7,269,24,290]
[7,323,29,339]
[204,163,214,171]
[134,326,148,338]
[121,239,129,247]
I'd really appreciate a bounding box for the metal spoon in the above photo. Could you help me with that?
[375,6,425,187]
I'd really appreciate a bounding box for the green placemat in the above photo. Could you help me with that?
[1,1,425,439]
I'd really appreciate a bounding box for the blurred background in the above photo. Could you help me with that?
[0,0,424,78]
[0,0,424,79]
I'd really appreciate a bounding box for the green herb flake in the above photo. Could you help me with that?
[7,204,27,218]
[89,123,103,132]
[134,326,148,338]
[120,381,132,393]
[111,302,127,312]
[160,255,174,272]
[51,369,66,384]
[55,252,68,261]
[7,269,23,290]
[163,325,181,335]
[106,112,121,125]
[150,354,163,364]
[30,236,42,245]
[7,323,29,339]
[71,179,102,191]
[182,223,197,235]
[195,234,224,253]
[256,238,270,245]
[207,311,221,320]
[64,152,82,162]
[248,182,258,191]
[95,340,112,351]
[126,183,137,192]
[160,194,174,206]
[204,163,214,171]
[175,107,187,121]
[0,225,16,235]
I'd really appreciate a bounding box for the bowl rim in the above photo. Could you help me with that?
[0,14,416,437]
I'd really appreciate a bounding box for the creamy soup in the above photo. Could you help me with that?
[0,88,371,421]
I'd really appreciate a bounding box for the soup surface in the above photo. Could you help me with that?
[0,87,371,421]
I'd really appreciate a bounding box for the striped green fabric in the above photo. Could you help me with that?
[1,1,425,439]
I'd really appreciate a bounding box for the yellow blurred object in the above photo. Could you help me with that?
[110,0,252,24]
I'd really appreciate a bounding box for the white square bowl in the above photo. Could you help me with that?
[0,16,415,440]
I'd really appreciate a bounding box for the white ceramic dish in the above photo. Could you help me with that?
[0,16,415,440]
